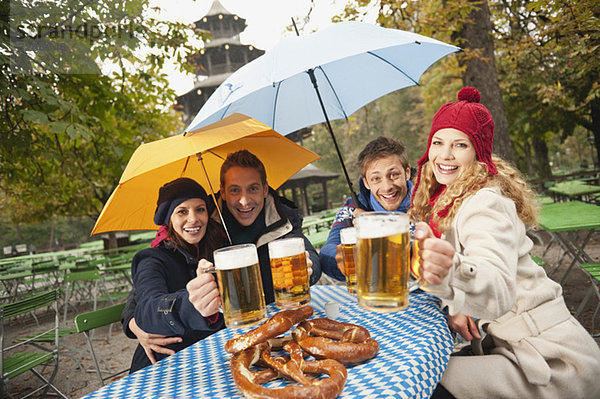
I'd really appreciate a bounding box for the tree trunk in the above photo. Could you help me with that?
[591,98,600,170]
[523,138,535,177]
[531,136,552,179]
[47,218,55,251]
[108,231,118,250]
[456,0,515,163]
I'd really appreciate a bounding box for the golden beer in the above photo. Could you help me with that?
[355,212,411,312]
[340,227,357,295]
[268,237,310,309]
[214,244,266,328]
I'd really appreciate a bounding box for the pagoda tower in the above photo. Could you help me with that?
[174,1,265,126]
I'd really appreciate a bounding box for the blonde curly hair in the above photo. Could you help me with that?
[409,156,539,233]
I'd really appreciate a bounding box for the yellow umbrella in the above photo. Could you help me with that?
[91,113,320,235]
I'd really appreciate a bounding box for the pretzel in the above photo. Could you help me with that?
[225,305,313,354]
[292,318,379,365]
[230,341,347,399]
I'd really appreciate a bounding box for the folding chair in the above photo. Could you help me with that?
[1,289,67,398]
[575,263,600,336]
[74,302,128,387]
[62,268,100,322]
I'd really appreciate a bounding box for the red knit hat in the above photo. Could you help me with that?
[417,87,497,175]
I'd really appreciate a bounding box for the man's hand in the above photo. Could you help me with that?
[305,251,313,278]
[447,313,481,341]
[128,317,182,364]
[186,259,221,317]
[414,222,455,285]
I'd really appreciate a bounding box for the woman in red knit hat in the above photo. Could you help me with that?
[410,87,600,398]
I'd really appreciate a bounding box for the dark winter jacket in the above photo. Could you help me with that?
[214,188,321,304]
[128,243,225,373]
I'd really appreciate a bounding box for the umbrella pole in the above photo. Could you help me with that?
[307,69,361,207]
[196,153,233,245]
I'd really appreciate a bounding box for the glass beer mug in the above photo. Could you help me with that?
[355,212,413,312]
[268,237,311,309]
[340,227,357,295]
[213,244,266,328]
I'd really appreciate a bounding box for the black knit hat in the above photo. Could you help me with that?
[153,178,214,226]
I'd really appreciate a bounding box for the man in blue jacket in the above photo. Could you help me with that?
[319,136,413,281]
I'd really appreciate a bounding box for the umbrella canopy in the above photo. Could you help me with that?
[185,21,460,203]
[92,113,320,235]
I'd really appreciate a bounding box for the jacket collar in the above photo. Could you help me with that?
[211,189,293,248]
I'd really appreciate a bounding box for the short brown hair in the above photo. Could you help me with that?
[357,136,409,176]
[220,150,267,187]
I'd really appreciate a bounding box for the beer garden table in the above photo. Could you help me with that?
[547,181,600,203]
[539,201,600,284]
[82,285,453,399]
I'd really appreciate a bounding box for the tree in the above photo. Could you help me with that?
[490,0,600,177]
[0,0,207,227]
[451,0,515,161]
[339,0,515,162]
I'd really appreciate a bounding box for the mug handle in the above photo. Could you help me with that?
[409,240,422,291]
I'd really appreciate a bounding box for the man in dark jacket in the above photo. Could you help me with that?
[319,136,412,281]
[122,150,321,366]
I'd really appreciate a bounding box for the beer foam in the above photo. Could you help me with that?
[356,213,409,239]
[214,244,259,270]
[340,227,357,245]
[268,237,304,259]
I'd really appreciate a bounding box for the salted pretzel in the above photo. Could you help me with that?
[225,305,313,354]
[292,318,379,365]
[230,341,347,399]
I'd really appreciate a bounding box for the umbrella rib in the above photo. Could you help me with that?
[272,81,281,130]
[181,156,190,175]
[314,66,348,120]
[205,149,225,161]
[366,50,420,86]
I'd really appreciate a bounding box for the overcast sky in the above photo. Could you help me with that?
[150,0,377,95]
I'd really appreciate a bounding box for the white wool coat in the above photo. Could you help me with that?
[426,187,600,398]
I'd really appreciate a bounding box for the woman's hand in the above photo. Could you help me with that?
[128,317,182,364]
[186,259,221,317]
[447,313,481,341]
[414,222,455,285]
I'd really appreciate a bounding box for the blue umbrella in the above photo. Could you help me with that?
[186,21,460,204]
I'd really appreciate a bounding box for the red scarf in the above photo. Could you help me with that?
[151,225,169,248]
[428,186,446,238]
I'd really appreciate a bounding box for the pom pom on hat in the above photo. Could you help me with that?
[457,87,481,103]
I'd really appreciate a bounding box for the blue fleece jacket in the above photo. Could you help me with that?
[319,178,413,281]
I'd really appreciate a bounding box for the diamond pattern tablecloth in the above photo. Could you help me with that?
[83,285,453,399]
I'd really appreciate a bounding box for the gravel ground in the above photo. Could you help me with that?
[3,230,600,398]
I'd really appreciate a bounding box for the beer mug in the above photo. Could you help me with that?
[355,212,413,312]
[213,244,266,328]
[340,227,357,295]
[268,237,311,309]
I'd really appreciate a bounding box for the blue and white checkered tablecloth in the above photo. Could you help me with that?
[83,285,453,399]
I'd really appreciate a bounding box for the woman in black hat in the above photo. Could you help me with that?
[126,177,227,373]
